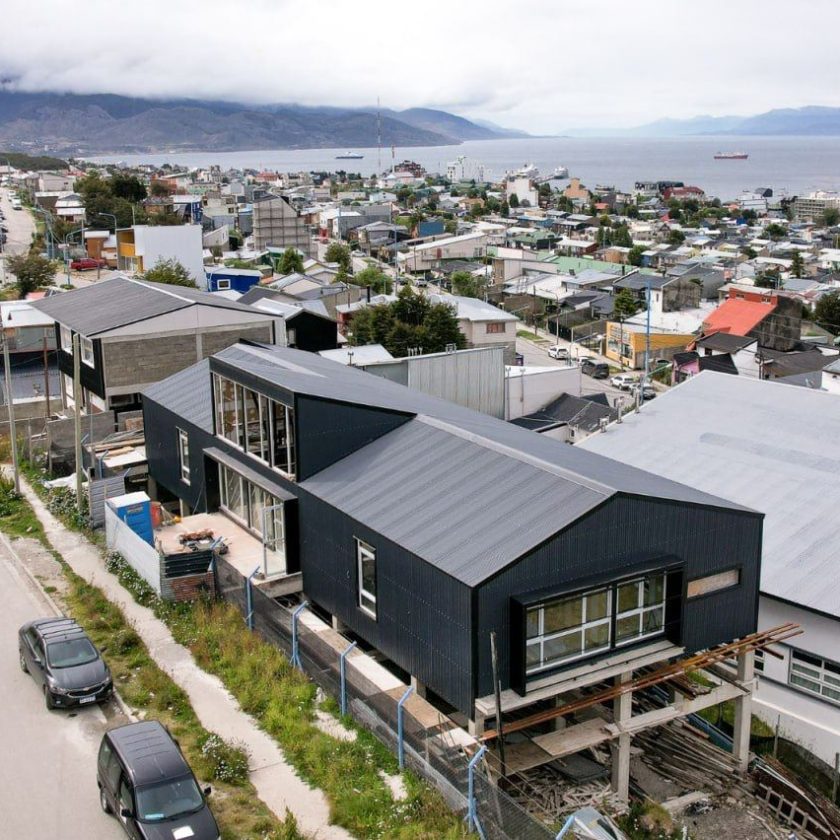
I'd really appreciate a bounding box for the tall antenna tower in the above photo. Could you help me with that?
[377,96,382,176]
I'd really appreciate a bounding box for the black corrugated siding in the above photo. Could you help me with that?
[473,494,762,703]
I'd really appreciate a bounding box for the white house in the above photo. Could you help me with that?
[580,372,840,765]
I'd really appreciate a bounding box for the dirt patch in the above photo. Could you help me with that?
[10,537,70,603]
[687,802,789,840]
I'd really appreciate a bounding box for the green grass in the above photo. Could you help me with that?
[0,483,306,840]
[516,329,543,341]
[105,554,468,840]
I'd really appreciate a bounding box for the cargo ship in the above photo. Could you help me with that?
[714,151,748,160]
[335,151,364,159]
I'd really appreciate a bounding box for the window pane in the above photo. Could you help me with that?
[243,388,262,458]
[642,606,664,634]
[249,482,265,533]
[361,556,376,595]
[616,615,640,643]
[823,686,840,702]
[220,378,237,443]
[643,575,664,607]
[544,596,581,634]
[526,608,541,639]
[791,674,821,694]
[586,590,609,620]
[617,581,639,613]
[584,623,610,651]
[225,469,246,522]
[544,631,581,664]
[526,642,541,669]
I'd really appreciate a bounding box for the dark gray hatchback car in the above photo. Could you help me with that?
[98,721,220,840]
[18,617,112,709]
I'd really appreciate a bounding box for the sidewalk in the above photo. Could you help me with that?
[18,475,352,840]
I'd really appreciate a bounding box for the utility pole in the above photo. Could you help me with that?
[72,333,83,512]
[42,336,50,421]
[3,327,20,493]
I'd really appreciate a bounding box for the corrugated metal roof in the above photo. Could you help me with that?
[580,372,838,616]
[32,276,261,336]
[301,417,607,586]
[144,359,213,432]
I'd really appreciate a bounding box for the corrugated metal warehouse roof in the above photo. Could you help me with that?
[580,372,840,617]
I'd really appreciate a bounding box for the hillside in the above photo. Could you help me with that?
[0,90,520,154]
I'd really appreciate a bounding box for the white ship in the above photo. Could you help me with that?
[553,165,569,179]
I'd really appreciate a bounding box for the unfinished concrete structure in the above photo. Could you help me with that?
[253,195,313,255]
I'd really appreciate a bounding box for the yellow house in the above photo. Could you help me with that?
[605,321,694,369]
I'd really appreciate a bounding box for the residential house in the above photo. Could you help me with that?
[398,232,488,273]
[511,392,617,442]
[613,274,701,312]
[581,372,840,765]
[206,267,263,294]
[428,293,519,361]
[116,224,205,288]
[142,342,762,796]
[702,288,802,352]
[32,276,281,414]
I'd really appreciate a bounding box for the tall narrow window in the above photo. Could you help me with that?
[60,325,72,354]
[177,428,190,484]
[271,400,295,477]
[81,336,95,367]
[243,387,262,457]
[615,573,666,646]
[356,539,377,619]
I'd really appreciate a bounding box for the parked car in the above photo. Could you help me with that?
[70,257,107,271]
[610,373,637,390]
[19,617,112,709]
[548,345,570,360]
[98,721,220,840]
[582,360,610,379]
[631,382,657,400]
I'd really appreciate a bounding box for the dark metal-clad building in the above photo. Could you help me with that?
[143,342,763,719]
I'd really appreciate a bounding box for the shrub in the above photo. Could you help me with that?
[200,733,250,785]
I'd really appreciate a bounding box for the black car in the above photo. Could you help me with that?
[19,617,112,709]
[98,721,220,840]
[581,360,610,379]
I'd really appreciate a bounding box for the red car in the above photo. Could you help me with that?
[70,257,107,271]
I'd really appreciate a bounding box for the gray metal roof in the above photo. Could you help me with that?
[144,359,213,432]
[32,276,261,336]
[580,372,840,617]
[301,416,608,586]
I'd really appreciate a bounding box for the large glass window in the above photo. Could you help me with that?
[789,650,840,705]
[357,539,377,619]
[526,588,611,673]
[615,574,666,646]
[213,374,295,479]
[177,428,190,484]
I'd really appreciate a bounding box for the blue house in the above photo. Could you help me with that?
[206,267,263,294]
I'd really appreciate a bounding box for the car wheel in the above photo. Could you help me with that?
[44,686,55,710]
[19,649,28,673]
[100,785,112,815]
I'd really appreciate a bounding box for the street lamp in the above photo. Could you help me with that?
[63,226,85,288]
[32,207,57,260]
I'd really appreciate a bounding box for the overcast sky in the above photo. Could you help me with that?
[2,0,837,133]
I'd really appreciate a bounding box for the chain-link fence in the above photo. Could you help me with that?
[214,556,557,839]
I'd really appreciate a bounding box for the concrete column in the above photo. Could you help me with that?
[410,675,428,700]
[733,650,756,773]
[468,712,486,738]
[552,695,567,732]
[611,671,633,802]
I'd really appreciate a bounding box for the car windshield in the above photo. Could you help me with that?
[136,776,204,822]
[47,638,98,668]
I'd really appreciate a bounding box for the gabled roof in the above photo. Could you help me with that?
[698,353,738,375]
[32,275,261,336]
[702,298,776,337]
[695,332,755,353]
[580,372,840,617]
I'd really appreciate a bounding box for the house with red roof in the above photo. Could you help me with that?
[700,287,801,351]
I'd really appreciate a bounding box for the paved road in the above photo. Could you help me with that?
[0,536,123,839]
[0,188,36,289]
[516,336,631,406]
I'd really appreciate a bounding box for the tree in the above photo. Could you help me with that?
[667,229,686,245]
[821,207,840,227]
[110,174,147,203]
[149,181,171,198]
[765,223,787,241]
[350,305,395,346]
[324,242,351,272]
[451,270,484,299]
[353,266,392,295]
[423,303,466,352]
[392,284,429,324]
[627,245,646,267]
[508,193,520,209]
[143,258,196,287]
[754,268,781,289]
[612,224,633,248]
[790,250,804,278]
[813,290,840,334]
[741,246,758,259]
[277,248,304,275]
[7,253,55,296]
[613,288,640,322]
[626,204,640,219]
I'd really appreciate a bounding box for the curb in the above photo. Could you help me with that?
[0,526,137,723]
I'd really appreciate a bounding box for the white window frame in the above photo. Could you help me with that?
[526,588,612,675]
[60,324,72,354]
[177,428,190,484]
[81,335,95,367]
[615,574,667,647]
[356,539,377,619]
[789,650,840,706]
[216,278,231,290]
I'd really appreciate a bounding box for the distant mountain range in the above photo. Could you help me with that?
[0,89,527,155]
[566,106,840,137]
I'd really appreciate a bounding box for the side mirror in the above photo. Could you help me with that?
[203,786,212,797]
[120,807,133,819]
